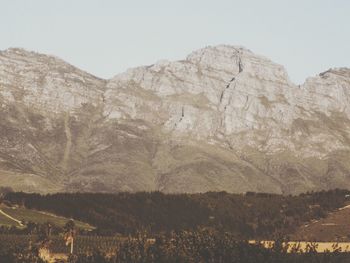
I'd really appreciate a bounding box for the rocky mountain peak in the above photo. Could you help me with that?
[186,45,291,83]
[186,45,246,72]
[0,45,349,195]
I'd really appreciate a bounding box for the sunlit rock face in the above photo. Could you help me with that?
[0,45,349,194]
[0,48,106,114]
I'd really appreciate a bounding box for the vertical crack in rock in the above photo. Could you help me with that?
[218,51,244,131]
[238,57,243,73]
[219,52,244,104]
[178,106,185,122]
[220,77,237,103]
[219,90,225,103]
[228,77,235,87]
[174,106,185,128]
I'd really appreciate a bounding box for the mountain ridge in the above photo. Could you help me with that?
[0,45,349,194]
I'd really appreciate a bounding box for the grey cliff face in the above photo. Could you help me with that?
[0,45,349,194]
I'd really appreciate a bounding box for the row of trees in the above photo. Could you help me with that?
[4,189,349,239]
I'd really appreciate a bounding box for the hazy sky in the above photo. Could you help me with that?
[0,0,349,84]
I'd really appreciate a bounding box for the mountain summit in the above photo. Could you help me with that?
[0,45,349,194]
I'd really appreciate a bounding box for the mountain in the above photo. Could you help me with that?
[0,45,349,194]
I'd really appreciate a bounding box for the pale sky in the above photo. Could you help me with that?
[0,0,349,84]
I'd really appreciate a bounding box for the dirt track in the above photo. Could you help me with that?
[0,209,24,227]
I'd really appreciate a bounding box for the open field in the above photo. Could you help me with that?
[0,204,94,230]
[292,202,350,242]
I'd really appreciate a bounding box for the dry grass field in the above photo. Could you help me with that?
[291,202,350,242]
[249,240,350,253]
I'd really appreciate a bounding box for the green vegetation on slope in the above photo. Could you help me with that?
[0,204,93,230]
[4,189,349,239]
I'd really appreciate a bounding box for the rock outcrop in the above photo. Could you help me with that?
[0,45,349,194]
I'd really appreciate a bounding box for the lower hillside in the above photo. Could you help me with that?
[0,202,93,231]
[291,201,350,241]
[3,189,349,239]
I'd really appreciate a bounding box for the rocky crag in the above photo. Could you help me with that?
[0,45,349,194]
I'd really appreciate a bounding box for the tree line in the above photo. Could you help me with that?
[3,189,349,239]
